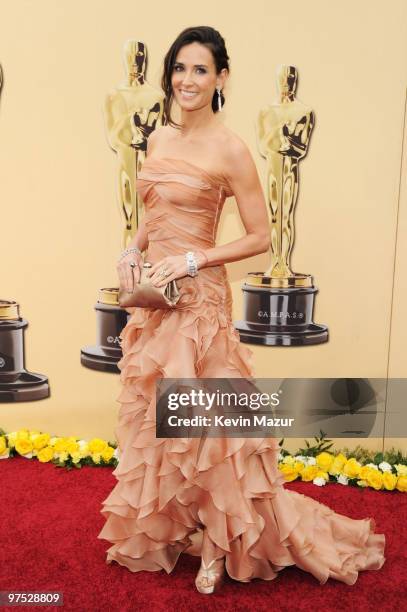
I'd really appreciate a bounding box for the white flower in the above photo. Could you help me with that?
[337,474,349,485]
[78,440,87,449]
[277,452,284,462]
[307,457,316,466]
[378,461,392,473]
[282,455,295,465]
[313,476,326,486]
[366,463,379,470]
[113,448,120,459]
[395,464,407,475]
[55,451,68,461]
[294,455,308,464]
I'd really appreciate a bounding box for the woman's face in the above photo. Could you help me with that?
[171,42,226,112]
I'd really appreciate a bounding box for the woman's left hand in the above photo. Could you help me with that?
[147,253,207,286]
[147,255,189,287]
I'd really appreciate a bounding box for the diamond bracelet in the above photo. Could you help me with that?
[186,251,199,277]
[118,246,142,262]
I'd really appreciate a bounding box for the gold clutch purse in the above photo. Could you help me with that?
[118,261,180,309]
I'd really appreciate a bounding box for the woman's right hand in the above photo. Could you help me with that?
[117,251,143,292]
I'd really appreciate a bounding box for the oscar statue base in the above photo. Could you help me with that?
[234,273,328,346]
[80,288,128,373]
[0,300,50,402]
[0,369,49,403]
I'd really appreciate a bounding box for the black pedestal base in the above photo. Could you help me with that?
[81,345,122,373]
[234,282,328,347]
[234,320,328,346]
[80,300,128,373]
[0,315,50,402]
[0,371,49,402]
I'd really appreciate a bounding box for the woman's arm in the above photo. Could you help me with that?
[116,131,162,290]
[125,217,149,253]
[197,139,269,268]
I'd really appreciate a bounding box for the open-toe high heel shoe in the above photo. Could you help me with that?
[195,557,225,594]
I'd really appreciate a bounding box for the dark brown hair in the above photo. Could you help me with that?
[161,26,230,128]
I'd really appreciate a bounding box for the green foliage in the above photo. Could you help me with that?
[337,444,407,465]
[281,430,335,457]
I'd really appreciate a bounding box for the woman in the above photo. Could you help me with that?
[98,26,385,594]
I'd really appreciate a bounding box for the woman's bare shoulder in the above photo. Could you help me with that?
[147,125,168,144]
[146,125,173,154]
[219,127,254,177]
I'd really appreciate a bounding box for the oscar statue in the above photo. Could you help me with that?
[235,65,328,346]
[81,41,164,372]
[103,39,163,243]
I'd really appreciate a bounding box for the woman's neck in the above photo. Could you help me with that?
[178,106,219,137]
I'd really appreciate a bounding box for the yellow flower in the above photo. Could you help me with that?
[88,438,108,454]
[316,452,334,472]
[301,465,319,481]
[70,451,82,464]
[293,461,305,473]
[33,433,51,450]
[15,438,33,455]
[316,470,329,481]
[0,436,7,455]
[343,458,361,478]
[365,469,383,491]
[17,429,30,440]
[7,432,17,447]
[282,455,295,465]
[357,480,368,487]
[92,453,102,464]
[383,472,397,491]
[279,463,298,482]
[102,446,115,462]
[396,475,407,492]
[359,465,373,481]
[79,445,89,458]
[37,446,54,463]
[66,441,80,455]
[329,453,348,475]
[29,430,41,437]
[395,464,407,476]
[53,438,69,452]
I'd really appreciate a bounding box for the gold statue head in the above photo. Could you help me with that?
[276,65,297,100]
[123,40,146,84]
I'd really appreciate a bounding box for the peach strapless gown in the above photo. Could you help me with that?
[97,157,385,584]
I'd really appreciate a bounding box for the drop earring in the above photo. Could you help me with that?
[216,86,223,112]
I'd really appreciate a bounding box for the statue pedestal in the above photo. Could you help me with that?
[234,273,328,346]
[0,300,49,402]
[80,288,128,373]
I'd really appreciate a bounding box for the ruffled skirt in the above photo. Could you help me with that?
[98,270,385,584]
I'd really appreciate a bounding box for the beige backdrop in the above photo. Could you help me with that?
[0,0,406,453]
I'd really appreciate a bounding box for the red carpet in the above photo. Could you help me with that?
[0,455,405,612]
